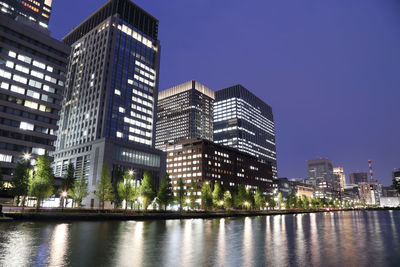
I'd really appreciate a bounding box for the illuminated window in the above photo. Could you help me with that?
[20,121,34,131]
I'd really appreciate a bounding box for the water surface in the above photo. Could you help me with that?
[0,210,399,266]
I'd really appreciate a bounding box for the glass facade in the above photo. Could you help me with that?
[156,80,214,150]
[105,20,158,147]
[113,145,160,168]
[213,85,277,178]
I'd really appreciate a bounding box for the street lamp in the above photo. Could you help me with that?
[23,153,31,161]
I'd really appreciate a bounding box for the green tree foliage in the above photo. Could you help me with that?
[201,182,213,210]
[10,160,30,207]
[118,171,137,212]
[188,180,199,210]
[176,178,185,212]
[61,163,75,208]
[265,195,275,209]
[95,164,113,210]
[254,188,265,210]
[277,192,283,209]
[301,195,310,209]
[69,171,88,207]
[246,189,255,209]
[139,170,155,211]
[112,168,124,209]
[212,182,224,208]
[157,173,173,211]
[29,155,54,210]
[285,193,299,209]
[223,190,233,210]
[234,184,247,209]
[62,163,75,192]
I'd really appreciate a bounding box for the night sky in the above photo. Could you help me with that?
[49,0,400,185]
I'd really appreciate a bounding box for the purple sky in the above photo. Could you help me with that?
[50,0,400,186]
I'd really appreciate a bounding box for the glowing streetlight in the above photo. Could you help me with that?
[62,191,67,198]
[61,191,67,212]
[186,198,191,204]
[23,153,31,161]
[129,170,134,176]
[219,200,224,206]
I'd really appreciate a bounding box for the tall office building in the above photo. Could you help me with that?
[306,158,334,186]
[213,84,277,178]
[393,168,400,183]
[53,0,165,208]
[155,80,214,150]
[333,167,346,191]
[349,172,368,185]
[0,0,52,29]
[0,5,69,182]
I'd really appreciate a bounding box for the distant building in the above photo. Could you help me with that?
[393,168,400,183]
[213,84,277,178]
[343,184,360,202]
[276,178,292,199]
[156,80,214,150]
[0,0,52,29]
[333,167,346,191]
[358,184,380,205]
[306,158,334,186]
[349,172,368,185]
[165,138,274,197]
[296,184,314,199]
[380,197,400,208]
[382,186,399,197]
[314,180,334,199]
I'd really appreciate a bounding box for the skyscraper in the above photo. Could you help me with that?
[349,172,368,185]
[155,80,214,150]
[0,0,52,29]
[52,0,165,208]
[0,3,69,182]
[213,84,277,178]
[306,158,334,186]
[333,167,346,191]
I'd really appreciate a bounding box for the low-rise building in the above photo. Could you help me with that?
[165,138,274,197]
[380,197,400,208]
[296,184,314,199]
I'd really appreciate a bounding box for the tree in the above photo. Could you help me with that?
[118,171,137,212]
[10,160,30,208]
[234,184,247,209]
[265,195,275,210]
[61,163,75,208]
[112,168,124,210]
[201,181,213,210]
[157,173,173,211]
[29,155,54,211]
[139,170,155,211]
[69,171,88,207]
[254,188,265,210]
[301,195,309,209]
[223,190,233,210]
[188,180,199,210]
[176,178,185,212]
[277,192,283,210]
[212,182,224,208]
[246,189,255,210]
[94,164,113,210]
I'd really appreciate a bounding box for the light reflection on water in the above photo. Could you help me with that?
[0,211,399,267]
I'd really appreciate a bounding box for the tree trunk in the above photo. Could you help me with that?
[22,196,26,210]
[36,200,40,212]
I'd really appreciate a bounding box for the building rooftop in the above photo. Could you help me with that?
[158,80,214,100]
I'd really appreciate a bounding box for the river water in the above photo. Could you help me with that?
[0,210,399,267]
